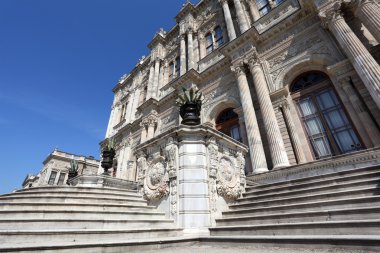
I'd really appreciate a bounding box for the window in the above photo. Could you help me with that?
[214,26,224,48]
[48,171,57,185]
[275,0,285,5]
[216,108,242,142]
[175,57,180,78]
[256,0,271,16]
[291,72,362,160]
[169,62,175,81]
[57,173,66,185]
[206,33,214,55]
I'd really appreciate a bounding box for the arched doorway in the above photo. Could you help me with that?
[290,72,362,160]
[215,108,241,142]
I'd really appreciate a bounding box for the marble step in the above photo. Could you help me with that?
[210,220,380,236]
[16,186,138,195]
[216,206,380,226]
[0,218,175,230]
[233,186,379,208]
[0,202,156,212]
[1,190,143,200]
[245,165,380,192]
[0,228,183,245]
[0,209,166,220]
[244,170,380,198]
[0,195,148,205]
[222,195,380,217]
[1,235,379,252]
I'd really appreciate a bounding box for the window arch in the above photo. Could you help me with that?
[206,32,214,55]
[216,108,241,142]
[291,72,362,159]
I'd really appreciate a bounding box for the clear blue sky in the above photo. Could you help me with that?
[0,0,196,194]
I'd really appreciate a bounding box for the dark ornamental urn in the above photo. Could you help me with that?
[101,148,116,175]
[180,102,201,126]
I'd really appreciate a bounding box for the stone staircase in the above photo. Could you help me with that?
[209,165,380,250]
[0,185,182,251]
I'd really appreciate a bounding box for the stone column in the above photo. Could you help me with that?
[231,63,268,173]
[279,99,307,164]
[140,124,147,143]
[355,0,380,43]
[199,34,206,59]
[152,59,161,99]
[147,122,156,139]
[125,96,134,124]
[233,0,249,33]
[187,31,195,70]
[247,0,261,22]
[162,61,169,87]
[194,33,200,68]
[220,0,237,40]
[341,78,380,147]
[234,107,253,174]
[130,89,140,121]
[147,64,155,100]
[248,54,290,169]
[321,7,380,109]
[180,34,187,76]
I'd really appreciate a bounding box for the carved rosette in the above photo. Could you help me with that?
[216,156,243,200]
[143,155,169,201]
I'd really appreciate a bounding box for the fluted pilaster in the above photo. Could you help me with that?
[231,63,268,173]
[187,31,195,70]
[247,52,290,169]
[280,99,306,164]
[180,34,187,76]
[233,0,249,33]
[321,6,380,109]
[147,64,155,100]
[220,0,237,40]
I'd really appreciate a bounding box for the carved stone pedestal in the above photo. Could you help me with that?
[135,125,248,234]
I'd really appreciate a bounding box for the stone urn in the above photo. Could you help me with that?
[180,102,201,126]
[101,148,116,175]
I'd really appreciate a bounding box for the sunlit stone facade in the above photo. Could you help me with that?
[102,0,380,226]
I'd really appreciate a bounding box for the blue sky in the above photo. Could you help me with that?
[0,0,195,194]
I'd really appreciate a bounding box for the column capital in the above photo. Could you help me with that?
[319,3,344,29]
[231,63,246,77]
[245,48,261,70]
[218,0,229,5]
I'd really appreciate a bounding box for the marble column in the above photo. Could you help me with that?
[355,0,380,43]
[199,34,206,59]
[194,33,200,68]
[125,95,134,124]
[140,125,147,143]
[341,78,380,147]
[321,8,380,109]
[220,0,237,40]
[233,0,249,33]
[180,34,187,76]
[234,107,253,174]
[187,31,195,70]
[248,55,290,169]
[247,0,261,22]
[147,122,156,139]
[131,89,140,121]
[280,99,307,164]
[162,61,169,87]
[231,63,268,173]
[152,59,161,99]
[147,64,155,100]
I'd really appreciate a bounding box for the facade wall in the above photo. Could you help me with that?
[103,0,380,180]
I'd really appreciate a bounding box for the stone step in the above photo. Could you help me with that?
[233,186,379,208]
[222,195,380,217]
[1,190,143,200]
[0,202,156,212]
[0,228,183,245]
[16,186,138,195]
[244,171,380,198]
[0,209,166,220]
[246,165,380,193]
[0,218,175,230]
[1,235,379,252]
[210,220,380,236]
[216,206,380,226]
[0,195,148,205]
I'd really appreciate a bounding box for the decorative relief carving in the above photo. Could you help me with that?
[216,156,243,200]
[143,155,169,201]
[165,137,178,218]
[136,150,147,185]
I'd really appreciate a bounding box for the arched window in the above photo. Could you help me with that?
[216,108,241,142]
[291,72,362,159]
[206,32,214,55]
[214,26,224,48]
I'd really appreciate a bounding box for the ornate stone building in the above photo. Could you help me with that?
[105,0,380,192]
[22,149,100,188]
